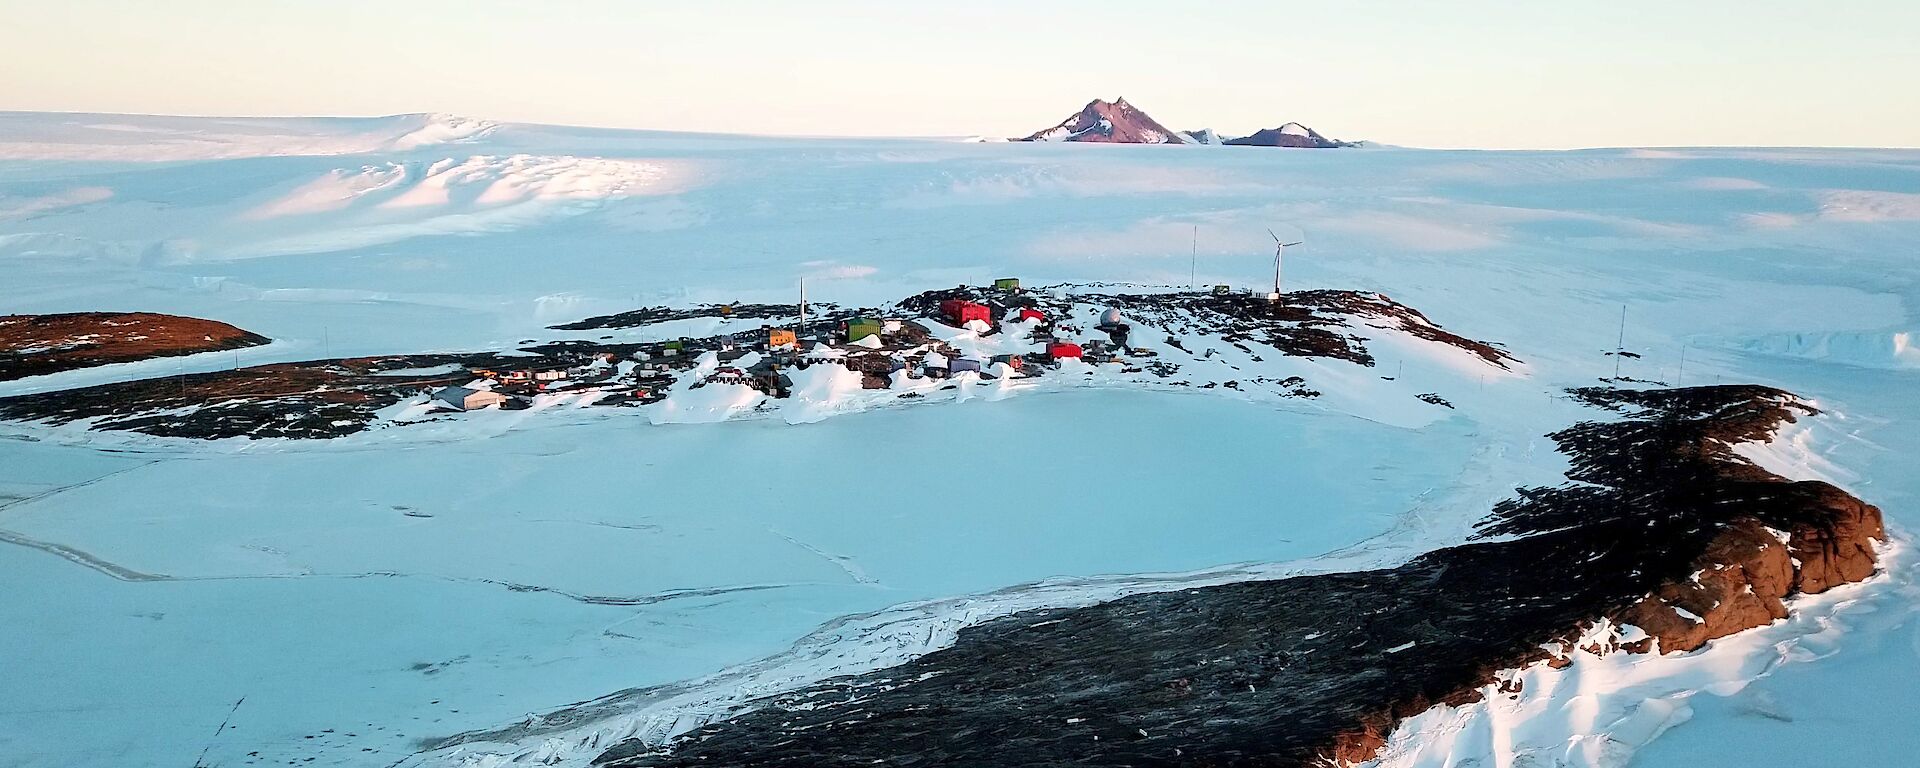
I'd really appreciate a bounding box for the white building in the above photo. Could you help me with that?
[430,386,509,411]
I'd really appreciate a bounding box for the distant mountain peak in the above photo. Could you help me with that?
[1017,97,1351,148]
[1223,122,1350,148]
[1019,97,1185,145]
[1179,127,1222,145]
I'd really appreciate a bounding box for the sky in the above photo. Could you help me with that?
[2,0,1916,149]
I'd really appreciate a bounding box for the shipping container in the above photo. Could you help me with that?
[939,299,991,326]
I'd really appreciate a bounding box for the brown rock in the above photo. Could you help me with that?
[1783,481,1885,594]
[1611,500,1881,655]
[1328,714,1396,767]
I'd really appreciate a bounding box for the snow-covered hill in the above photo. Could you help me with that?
[0,111,496,161]
[1,112,1918,768]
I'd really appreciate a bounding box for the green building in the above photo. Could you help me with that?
[846,318,885,343]
[993,277,1021,290]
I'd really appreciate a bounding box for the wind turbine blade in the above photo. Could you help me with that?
[1281,241,1303,247]
[1266,228,1280,243]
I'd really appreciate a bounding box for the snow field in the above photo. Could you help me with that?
[1,113,1917,767]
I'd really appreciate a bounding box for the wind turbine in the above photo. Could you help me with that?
[1267,229,1303,300]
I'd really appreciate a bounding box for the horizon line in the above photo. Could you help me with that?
[3,107,1917,153]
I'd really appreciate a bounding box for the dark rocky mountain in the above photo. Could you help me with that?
[1225,122,1351,148]
[1020,97,1185,144]
[1019,98,1349,147]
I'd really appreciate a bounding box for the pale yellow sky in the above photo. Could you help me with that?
[2,0,1915,148]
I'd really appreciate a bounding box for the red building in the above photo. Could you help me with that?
[1017,307,1046,322]
[1047,342,1083,360]
[939,299,991,326]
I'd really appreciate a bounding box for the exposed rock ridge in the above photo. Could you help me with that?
[593,384,1883,768]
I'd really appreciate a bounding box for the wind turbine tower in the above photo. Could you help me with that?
[1267,229,1303,301]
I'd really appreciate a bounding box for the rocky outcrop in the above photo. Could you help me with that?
[0,357,468,439]
[0,312,269,381]
[593,385,1883,768]
[1618,481,1883,654]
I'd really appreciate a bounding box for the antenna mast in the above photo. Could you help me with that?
[798,278,807,339]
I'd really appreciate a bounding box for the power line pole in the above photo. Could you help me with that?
[1612,304,1626,379]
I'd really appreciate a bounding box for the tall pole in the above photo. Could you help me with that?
[1613,305,1626,379]
[1191,225,1198,290]
[1273,241,1283,297]
[798,278,807,339]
